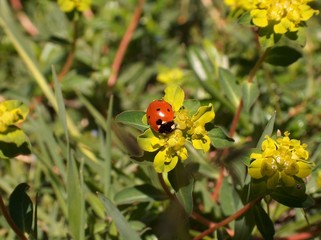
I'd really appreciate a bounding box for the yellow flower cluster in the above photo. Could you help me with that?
[225,0,319,34]
[157,68,184,85]
[58,0,91,12]
[0,100,27,132]
[137,85,214,173]
[248,132,313,189]
[251,0,319,34]
[224,0,256,11]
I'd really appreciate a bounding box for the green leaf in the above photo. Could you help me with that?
[168,161,194,215]
[285,26,307,47]
[219,178,236,216]
[187,46,235,112]
[0,0,57,110]
[219,68,242,108]
[183,99,201,116]
[67,154,85,240]
[242,81,260,112]
[270,178,314,208]
[207,126,234,149]
[258,26,282,48]
[254,204,275,240]
[98,193,142,240]
[234,207,255,240]
[237,12,252,27]
[103,95,114,196]
[9,183,33,234]
[264,46,302,66]
[78,93,107,131]
[257,112,276,148]
[114,184,167,205]
[52,66,69,145]
[0,127,30,159]
[115,111,147,131]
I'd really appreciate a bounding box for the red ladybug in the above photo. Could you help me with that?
[146,100,175,134]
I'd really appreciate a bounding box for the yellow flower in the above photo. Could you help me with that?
[0,100,28,132]
[137,85,215,173]
[250,0,319,34]
[157,68,184,85]
[58,0,91,12]
[248,132,313,189]
[224,0,256,11]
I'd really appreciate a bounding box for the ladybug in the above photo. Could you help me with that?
[146,99,176,134]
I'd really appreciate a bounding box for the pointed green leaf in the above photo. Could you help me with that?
[9,183,33,234]
[242,81,260,112]
[67,154,85,240]
[114,184,167,205]
[219,68,242,108]
[187,46,235,112]
[270,178,314,208]
[115,111,147,131]
[52,66,69,144]
[219,178,236,216]
[257,112,276,148]
[234,207,255,240]
[285,26,307,47]
[98,193,142,240]
[104,95,113,196]
[78,93,107,131]
[0,127,30,159]
[168,161,194,215]
[183,99,201,116]
[208,126,234,149]
[254,204,275,240]
[264,46,302,66]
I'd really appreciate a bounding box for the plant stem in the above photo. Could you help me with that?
[193,197,261,240]
[58,17,79,81]
[107,0,145,87]
[211,47,270,202]
[158,173,175,201]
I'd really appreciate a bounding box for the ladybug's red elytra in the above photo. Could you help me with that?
[146,100,176,134]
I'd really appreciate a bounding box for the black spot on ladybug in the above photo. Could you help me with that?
[156,119,163,125]
[156,108,161,111]
[158,121,175,134]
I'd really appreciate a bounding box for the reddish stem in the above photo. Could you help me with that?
[211,47,270,202]
[107,0,145,87]
[58,19,79,81]
[10,0,38,36]
[193,197,261,240]
[158,173,175,201]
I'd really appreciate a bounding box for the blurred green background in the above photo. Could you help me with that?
[0,0,321,239]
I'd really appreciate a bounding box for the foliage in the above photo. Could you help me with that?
[0,0,321,239]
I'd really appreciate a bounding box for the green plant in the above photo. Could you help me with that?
[0,0,321,239]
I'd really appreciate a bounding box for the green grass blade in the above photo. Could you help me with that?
[52,66,69,145]
[97,193,142,240]
[67,153,85,240]
[0,1,56,109]
[104,95,113,196]
[0,1,80,138]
